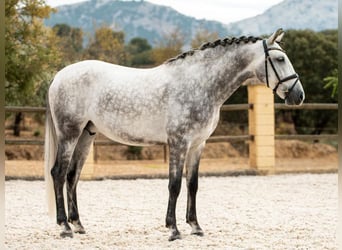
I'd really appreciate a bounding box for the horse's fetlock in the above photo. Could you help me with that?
[186,216,197,225]
[57,219,66,226]
[68,217,78,224]
[165,215,176,228]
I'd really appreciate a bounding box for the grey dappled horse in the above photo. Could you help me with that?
[45,29,304,241]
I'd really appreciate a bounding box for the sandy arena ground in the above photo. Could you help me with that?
[5,174,337,249]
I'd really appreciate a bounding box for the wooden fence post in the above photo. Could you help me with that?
[248,84,275,174]
[80,142,95,180]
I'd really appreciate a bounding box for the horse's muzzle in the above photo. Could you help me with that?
[284,78,305,105]
[285,89,305,106]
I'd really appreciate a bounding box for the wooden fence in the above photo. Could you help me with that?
[5,88,338,173]
[5,103,338,145]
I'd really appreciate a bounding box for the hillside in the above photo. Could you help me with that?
[44,0,338,47]
[44,0,228,47]
[227,0,338,35]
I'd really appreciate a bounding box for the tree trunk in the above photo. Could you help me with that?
[13,112,22,137]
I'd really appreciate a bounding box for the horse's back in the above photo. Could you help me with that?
[49,60,170,145]
[49,60,167,109]
[52,60,157,88]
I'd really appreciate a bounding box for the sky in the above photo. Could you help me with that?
[45,0,284,24]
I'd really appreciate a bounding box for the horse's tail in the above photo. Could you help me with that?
[44,91,57,218]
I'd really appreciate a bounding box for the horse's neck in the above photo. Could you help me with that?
[210,44,257,104]
[168,43,258,106]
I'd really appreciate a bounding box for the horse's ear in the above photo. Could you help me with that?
[267,28,285,45]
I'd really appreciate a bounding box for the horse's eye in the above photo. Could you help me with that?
[277,56,285,62]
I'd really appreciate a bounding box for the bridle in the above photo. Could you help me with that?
[263,40,299,97]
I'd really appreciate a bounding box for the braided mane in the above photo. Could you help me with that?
[166,35,262,64]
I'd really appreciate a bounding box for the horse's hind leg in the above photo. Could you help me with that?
[185,142,205,236]
[51,133,81,238]
[66,122,97,234]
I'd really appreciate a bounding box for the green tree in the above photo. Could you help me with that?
[191,29,219,48]
[152,29,184,65]
[126,37,154,67]
[127,37,152,54]
[85,26,128,65]
[323,69,338,97]
[280,29,338,135]
[5,0,60,135]
[53,23,84,66]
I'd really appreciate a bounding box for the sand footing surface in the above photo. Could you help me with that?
[5,173,337,249]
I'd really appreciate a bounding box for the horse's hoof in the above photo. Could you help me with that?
[168,233,181,241]
[189,223,204,236]
[73,224,86,234]
[168,229,181,241]
[191,229,204,237]
[60,229,73,238]
[60,221,73,238]
[74,227,86,234]
[70,220,86,234]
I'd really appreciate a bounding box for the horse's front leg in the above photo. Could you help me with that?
[165,138,188,241]
[185,142,205,236]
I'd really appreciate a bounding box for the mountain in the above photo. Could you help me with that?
[227,0,338,36]
[44,0,228,47]
[44,0,338,47]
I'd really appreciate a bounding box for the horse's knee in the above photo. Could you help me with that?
[168,167,183,197]
[168,153,186,196]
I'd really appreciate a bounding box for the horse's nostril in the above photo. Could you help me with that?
[299,93,304,101]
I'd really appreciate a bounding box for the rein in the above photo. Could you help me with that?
[263,40,299,97]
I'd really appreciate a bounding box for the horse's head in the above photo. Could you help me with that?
[255,29,305,105]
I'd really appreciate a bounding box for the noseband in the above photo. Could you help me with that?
[263,40,299,96]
